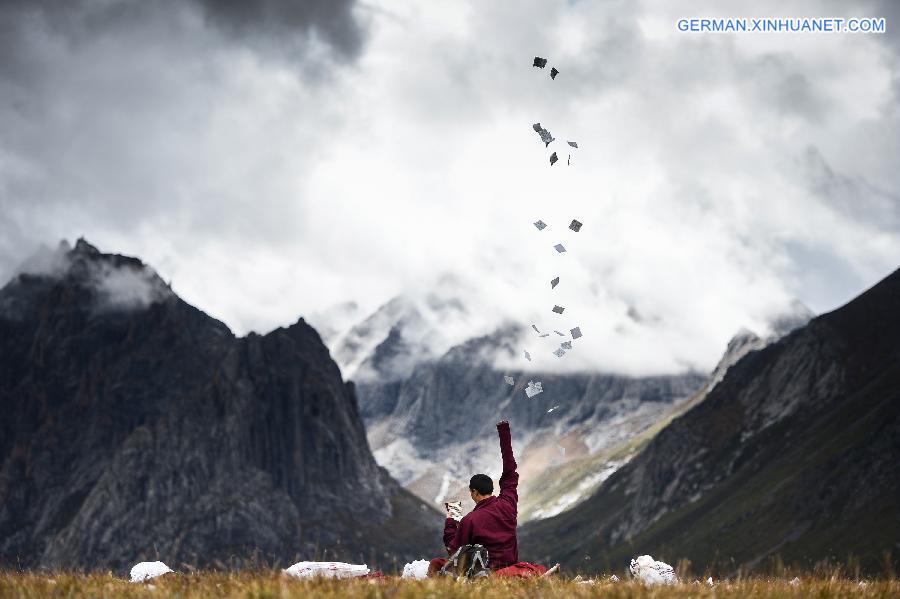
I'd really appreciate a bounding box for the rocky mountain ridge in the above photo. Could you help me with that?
[0,239,439,571]
[521,267,900,574]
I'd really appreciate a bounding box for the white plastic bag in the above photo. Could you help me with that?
[401,559,430,579]
[129,561,174,583]
[283,561,370,579]
[629,555,678,585]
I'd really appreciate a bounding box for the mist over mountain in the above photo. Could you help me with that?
[706,300,815,392]
[521,267,900,575]
[0,239,439,571]
[313,289,814,523]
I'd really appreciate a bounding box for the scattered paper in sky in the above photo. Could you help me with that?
[532,123,554,146]
[525,380,543,398]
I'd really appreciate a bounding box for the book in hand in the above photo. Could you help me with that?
[445,500,463,521]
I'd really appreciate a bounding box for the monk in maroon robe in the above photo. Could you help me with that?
[428,420,547,577]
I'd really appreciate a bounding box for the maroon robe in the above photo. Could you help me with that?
[442,421,519,569]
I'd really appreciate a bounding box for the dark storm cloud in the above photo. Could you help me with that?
[0,0,366,63]
[745,54,830,123]
[872,0,900,102]
[872,0,900,53]
[196,0,365,61]
[803,146,900,230]
[0,0,367,285]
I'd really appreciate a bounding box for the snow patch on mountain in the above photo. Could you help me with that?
[311,291,474,382]
[372,438,436,486]
[433,472,451,504]
[531,459,627,519]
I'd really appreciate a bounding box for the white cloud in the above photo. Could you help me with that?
[90,261,171,311]
[12,239,172,312]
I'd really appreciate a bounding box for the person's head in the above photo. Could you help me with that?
[469,474,494,503]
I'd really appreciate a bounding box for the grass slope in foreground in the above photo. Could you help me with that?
[0,572,897,598]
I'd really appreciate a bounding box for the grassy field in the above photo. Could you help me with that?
[0,571,896,598]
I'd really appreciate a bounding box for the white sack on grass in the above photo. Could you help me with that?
[401,559,430,579]
[129,561,174,583]
[283,561,369,579]
[629,555,678,585]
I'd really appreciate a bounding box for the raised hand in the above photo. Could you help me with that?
[445,500,462,521]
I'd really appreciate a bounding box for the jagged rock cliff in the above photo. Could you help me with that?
[521,267,900,575]
[0,240,440,571]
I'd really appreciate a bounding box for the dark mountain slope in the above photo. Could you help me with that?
[521,267,900,575]
[0,239,439,571]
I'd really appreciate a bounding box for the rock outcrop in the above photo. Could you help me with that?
[0,239,439,571]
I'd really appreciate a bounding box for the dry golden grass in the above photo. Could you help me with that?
[0,571,897,598]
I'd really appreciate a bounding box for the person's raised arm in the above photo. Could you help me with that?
[496,420,518,504]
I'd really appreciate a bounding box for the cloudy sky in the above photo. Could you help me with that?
[1,0,898,375]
